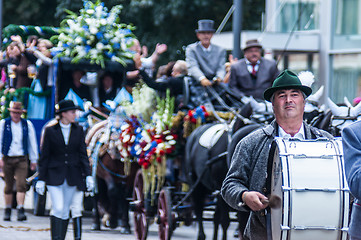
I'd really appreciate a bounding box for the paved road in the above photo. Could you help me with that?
[0,179,238,240]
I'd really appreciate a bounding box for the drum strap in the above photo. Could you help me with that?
[310,126,324,138]
[265,141,277,196]
[265,209,272,240]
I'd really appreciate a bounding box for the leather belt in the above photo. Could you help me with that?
[4,155,26,159]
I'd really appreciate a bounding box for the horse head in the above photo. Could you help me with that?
[327,97,361,135]
[242,96,273,123]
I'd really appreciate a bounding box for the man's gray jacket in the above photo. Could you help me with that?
[221,120,332,240]
[186,42,226,81]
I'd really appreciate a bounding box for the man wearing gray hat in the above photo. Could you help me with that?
[229,39,279,100]
[186,19,226,86]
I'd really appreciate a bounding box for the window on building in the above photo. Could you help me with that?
[277,0,320,32]
[331,53,361,103]
[335,0,361,35]
[333,0,361,49]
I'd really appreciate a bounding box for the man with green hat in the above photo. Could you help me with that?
[221,69,333,240]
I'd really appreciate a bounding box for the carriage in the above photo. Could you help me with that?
[84,77,249,240]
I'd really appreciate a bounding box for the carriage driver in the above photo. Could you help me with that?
[221,69,333,240]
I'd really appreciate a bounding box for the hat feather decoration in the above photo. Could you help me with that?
[297,71,315,88]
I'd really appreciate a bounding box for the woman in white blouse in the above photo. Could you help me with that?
[35,100,93,240]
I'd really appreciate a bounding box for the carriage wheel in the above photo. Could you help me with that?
[158,187,174,240]
[133,169,149,240]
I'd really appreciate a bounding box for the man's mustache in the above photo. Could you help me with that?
[284,103,295,108]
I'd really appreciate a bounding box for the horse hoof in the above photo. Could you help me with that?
[120,226,131,234]
[91,223,101,231]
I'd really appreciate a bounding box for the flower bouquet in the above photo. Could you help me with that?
[129,90,177,202]
[121,81,157,122]
[53,0,135,68]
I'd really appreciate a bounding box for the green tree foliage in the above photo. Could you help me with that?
[3,0,265,64]
[121,0,265,63]
[3,0,58,27]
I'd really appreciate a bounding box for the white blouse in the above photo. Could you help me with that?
[59,122,71,145]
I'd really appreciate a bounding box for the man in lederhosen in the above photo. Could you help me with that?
[0,101,38,221]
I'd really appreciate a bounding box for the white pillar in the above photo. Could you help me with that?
[318,0,333,104]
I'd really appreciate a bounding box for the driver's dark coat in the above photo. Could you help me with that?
[38,121,91,191]
[221,120,332,240]
[228,57,279,100]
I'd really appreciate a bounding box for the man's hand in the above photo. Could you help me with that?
[200,78,212,87]
[133,53,142,70]
[10,35,23,44]
[228,54,238,64]
[0,158,3,169]
[126,70,140,79]
[30,162,37,171]
[141,45,148,58]
[10,35,25,52]
[155,43,167,55]
[212,77,222,84]
[242,191,269,211]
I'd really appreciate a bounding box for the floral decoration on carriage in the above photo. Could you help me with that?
[87,84,178,199]
[53,0,135,68]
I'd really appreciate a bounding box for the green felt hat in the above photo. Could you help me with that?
[263,69,312,102]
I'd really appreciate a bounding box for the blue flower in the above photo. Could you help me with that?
[85,45,91,53]
[105,51,114,59]
[113,43,120,50]
[119,29,131,35]
[83,0,91,9]
[96,32,103,39]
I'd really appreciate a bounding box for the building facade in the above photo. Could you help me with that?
[212,0,361,104]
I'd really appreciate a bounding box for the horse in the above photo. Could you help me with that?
[85,118,139,234]
[184,122,232,240]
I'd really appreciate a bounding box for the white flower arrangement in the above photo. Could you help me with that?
[122,82,157,122]
[53,0,135,68]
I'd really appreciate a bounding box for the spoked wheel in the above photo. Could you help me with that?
[133,169,149,240]
[158,187,174,240]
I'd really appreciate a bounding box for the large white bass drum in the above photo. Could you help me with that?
[267,137,349,240]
